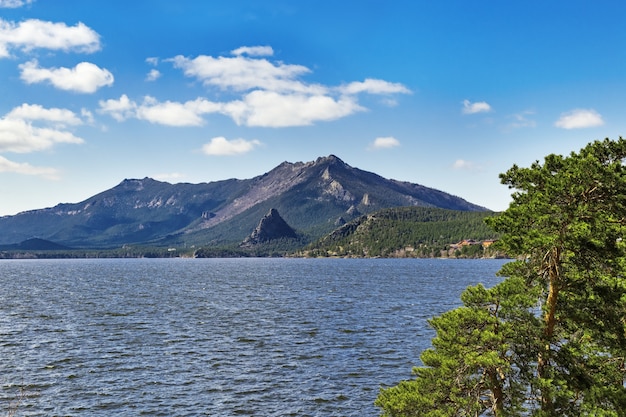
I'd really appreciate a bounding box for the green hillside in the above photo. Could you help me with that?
[300,206,500,258]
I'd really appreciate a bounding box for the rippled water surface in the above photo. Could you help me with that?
[0,258,508,416]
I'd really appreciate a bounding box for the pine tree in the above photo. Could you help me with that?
[376,138,626,416]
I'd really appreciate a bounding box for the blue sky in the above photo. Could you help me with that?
[1,0,625,216]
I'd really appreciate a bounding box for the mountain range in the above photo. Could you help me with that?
[0,155,488,249]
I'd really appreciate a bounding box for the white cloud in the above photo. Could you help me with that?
[0,155,59,179]
[19,60,113,93]
[145,58,161,81]
[452,159,482,172]
[0,18,100,58]
[0,0,34,8]
[0,104,85,155]
[98,95,223,127]
[369,136,400,150]
[146,69,161,82]
[98,94,137,121]
[136,96,221,127]
[231,45,274,57]
[202,136,261,156]
[172,53,412,99]
[6,103,83,126]
[102,47,409,128]
[81,108,94,124]
[339,78,411,95]
[0,116,83,153]
[100,91,363,128]
[170,53,318,94]
[554,108,604,129]
[225,90,363,127]
[462,99,492,114]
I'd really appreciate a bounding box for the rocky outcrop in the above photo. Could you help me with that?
[241,208,297,247]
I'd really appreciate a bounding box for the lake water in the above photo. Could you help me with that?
[0,258,508,416]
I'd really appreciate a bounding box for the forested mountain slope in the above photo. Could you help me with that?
[301,206,499,258]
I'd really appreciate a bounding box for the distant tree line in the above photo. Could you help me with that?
[301,206,500,258]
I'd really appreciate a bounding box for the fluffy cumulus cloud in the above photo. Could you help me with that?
[202,136,261,156]
[98,94,136,122]
[224,90,363,127]
[0,103,84,177]
[554,108,604,129]
[7,103,83,126]
[99,91,362,128]
[99,46,410,129]
[170,53,317,94]
[0,117,82,153]
[0,13,103,178]
[135,96,222,127]
[0,18,100,58]
[145,69,161,82]
[462,99,492,115]
[98,95,222,127]
[19,60,113,93]
[0,104,84,153]
[145,58,161,81]
[369,136,400,150]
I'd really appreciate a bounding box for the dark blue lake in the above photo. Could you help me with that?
[0,258,508,416]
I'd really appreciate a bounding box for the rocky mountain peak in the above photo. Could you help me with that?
[240,208,297,247]
[315,154,346,167]
[0,155,488,248]
[116,177,162,191]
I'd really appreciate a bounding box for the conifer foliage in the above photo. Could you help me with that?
[376,138,626,416]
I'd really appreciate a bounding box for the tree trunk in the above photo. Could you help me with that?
[537,246,562,415]
[488,368,505,417]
